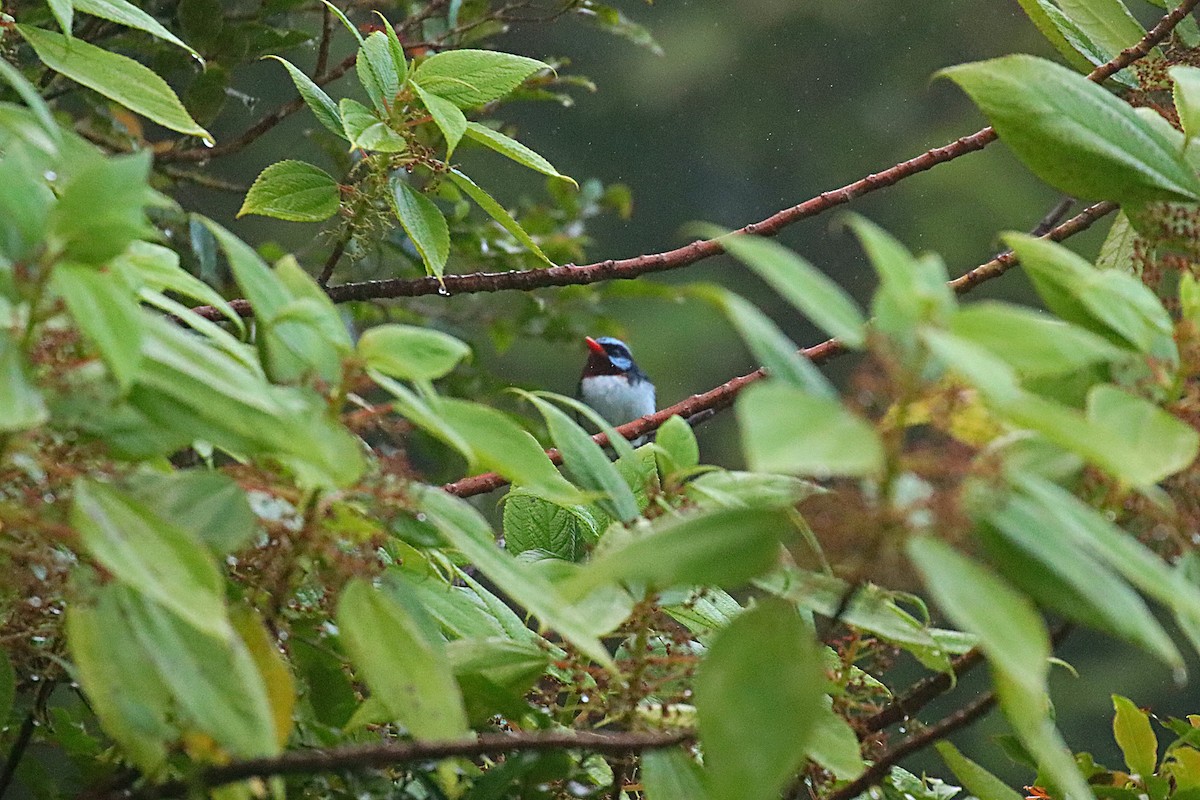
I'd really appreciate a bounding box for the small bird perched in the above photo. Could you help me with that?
[578,336,656,426]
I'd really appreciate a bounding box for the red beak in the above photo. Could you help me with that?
[584,336,606,355]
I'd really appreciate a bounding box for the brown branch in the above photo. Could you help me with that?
[820,690,998,800]
[858,649,985,737]
[133,729,694,798]
[441,200,1117,498]
[315,2,334,76]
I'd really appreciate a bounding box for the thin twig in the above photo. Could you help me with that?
[859,649,984,736]
[440,200,1117,499]
[315,2,334,76]
[1030,196,1075,237]
[128,730,694,799]
[317,230,352,286]
[0,679,55,798]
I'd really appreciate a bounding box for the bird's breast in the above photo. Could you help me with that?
[579,374,657,426]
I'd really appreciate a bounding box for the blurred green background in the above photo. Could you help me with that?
[185,0,1195,783]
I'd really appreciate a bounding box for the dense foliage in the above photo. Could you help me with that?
[4,1,1200,799]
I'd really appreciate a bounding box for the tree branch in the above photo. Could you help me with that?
[185,0,1191,320]
[132,729,694,798]
[441,200,1117,498]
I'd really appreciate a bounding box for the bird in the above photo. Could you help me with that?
[578,336,656,427]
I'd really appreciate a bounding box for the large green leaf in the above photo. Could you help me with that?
[113,240,244,334]
[52,263,144,391]
[985,494,1182,671]
[356,31,401,113]
[67,588,173,771]
[808,699,866,779]
[445,169,552,264]
[1012,0,1099,73]
[19,25,210,140]
[265,55,345,139]
[50,151,152,265]
[907,536,1048,696]
[696,599,822,800]
[738,381,884,477]
[411,49,548,108]
[502,490,601,561]
[116,586,277,759]
[73,0,201,60]
[0,144,54,262]
[641,750,708,800]
[358,323,470,381]
[72,480,227,638]
[1005,233,1175,361]
[337,578,470,740]
[1171,66,1200,143]
[709,228,866,348]
[949,302,1127,377]
[390,176,450,279]
[418,487,616,672]
[339,97,407,152]
[1112,694,1158,777]
[1056,0,1148,58]
[414,84,467,156]
[435,397,581,504]
[124,470,257,556]
[238,160,340,223]
[696,285,836,398]
[0,330,48,432]
[565,508,791,599]
[521,392,639,522]
[939,55,1200,205]
[464,122,575,185]
[1085,385,1198,485]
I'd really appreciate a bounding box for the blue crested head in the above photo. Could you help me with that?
[579,335,656,426]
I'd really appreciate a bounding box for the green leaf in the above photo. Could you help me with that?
[436,398,581,504]
[0,146,53,263]
[116,585,276,758]
[390,176,450,279]
[502,490,600,561]
[337,577,470,740]
[319,0,361,43]
[696,599,822,800]
[73,0,202,60]
[113,240,244,335]
[19,25,210,140]
[67,588,173,771]
[51,263,144,390]
[1056,0,1148,58]
[738,381,884,477]
[520,391,639,522]
[936,741,1026,800]
[1005,233,1175,360]
[445,169,552,265]
[0,58,61,146]
[921,328,1022,405]
[265,55,345,139]
[686,471,822,510]
[1011,0,1099,73]
[418,487,616,673]
[356,31,401,113]
[565,508,790,599]
[72,480,227,638]
[642,750,708,800]
[50,151,152,264]
[357,323,470,381]
[984,494,1183,672]
[0,330,48,432]
[124,470,257,556]
[1113,695,1158,777]
[994,671,1092,800]
[464,121,576,185]
[414,83,467,156]
[339,97,407,152]
[373,11,407,83]
[238,160,340,223]
[848,215,954,351]
[230,607,296,748]
[412,49,548,108]
[949,302,1127,377]
[907,535,1049,696]
[1086,385,1199,485]
[939,55,1200,204]
[655,414,700,476]
[1015,475,1200,628]
[695,285,836,398]
[1172,66,1200,144]
[1176,552,1200,661]
[46,0,74,35]
[709,228,866,348]
[809,699,866,780]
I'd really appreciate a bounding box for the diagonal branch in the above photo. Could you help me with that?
[441,200,1117,498]
[186,0,1193,321]
[132,729,694,798]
